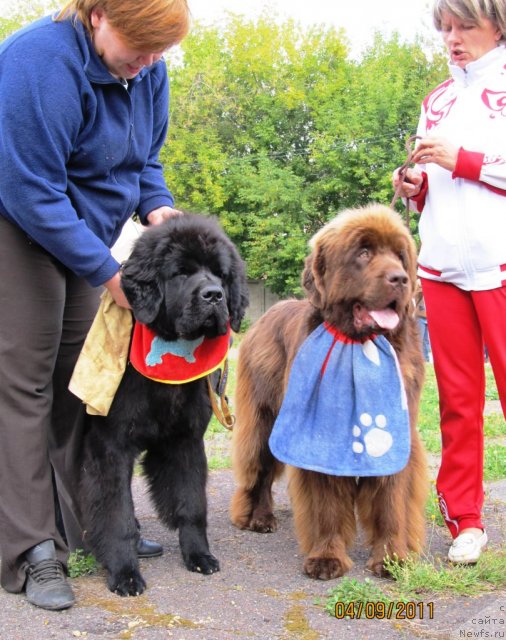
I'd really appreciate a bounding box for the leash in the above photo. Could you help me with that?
[390,134,421,228]
[206,359,236,430]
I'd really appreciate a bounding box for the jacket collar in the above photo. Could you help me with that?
[449,44,506,86]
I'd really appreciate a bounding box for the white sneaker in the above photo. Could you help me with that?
[448,530,488,564]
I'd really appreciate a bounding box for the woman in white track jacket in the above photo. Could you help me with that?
[393,0,506,565]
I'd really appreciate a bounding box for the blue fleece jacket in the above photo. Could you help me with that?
[0,15,175,286]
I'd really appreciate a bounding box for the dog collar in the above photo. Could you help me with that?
[130,322,231,384]
[269,323,410,477]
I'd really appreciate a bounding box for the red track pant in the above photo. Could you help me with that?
[421,279,506,538]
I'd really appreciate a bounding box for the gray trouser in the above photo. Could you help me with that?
[0,216,101,592]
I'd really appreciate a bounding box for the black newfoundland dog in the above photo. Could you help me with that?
[79,214,248,596]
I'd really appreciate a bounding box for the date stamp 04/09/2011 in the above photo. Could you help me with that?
[334,601,434,620]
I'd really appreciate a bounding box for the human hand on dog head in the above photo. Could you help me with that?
[146,206,183,226]
[104,271,131,309]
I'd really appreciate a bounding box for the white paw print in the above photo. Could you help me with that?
[352,413,393,458]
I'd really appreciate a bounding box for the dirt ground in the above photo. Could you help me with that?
[0,461,504,640]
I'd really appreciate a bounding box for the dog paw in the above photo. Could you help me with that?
[303,556,351,580]
[367,558,391,578]
[249,513,278,533]
[108,568,147,596]
[186,552,220,575]
[367,552,405,578]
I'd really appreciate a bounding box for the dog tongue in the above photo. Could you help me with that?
[370,309,400,330]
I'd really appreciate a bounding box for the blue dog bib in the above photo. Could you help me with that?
[268,323,410,477]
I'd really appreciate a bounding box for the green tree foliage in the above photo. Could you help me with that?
[309,32,443,207]
[0,18,19,41]
[165,16,339,295]
[0,1,57,39]
[166,14,447,295]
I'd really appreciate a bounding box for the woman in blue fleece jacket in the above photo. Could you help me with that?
[0,0,190,610]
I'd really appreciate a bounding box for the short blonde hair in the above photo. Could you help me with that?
[56,0,191,51]
[432,0,506,40]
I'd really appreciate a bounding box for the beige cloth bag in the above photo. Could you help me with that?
[68,219,144,415]
[68,290,133,415]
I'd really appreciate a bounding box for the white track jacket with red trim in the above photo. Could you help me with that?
[411,45,506,291]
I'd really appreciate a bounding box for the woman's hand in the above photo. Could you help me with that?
[146,206,183,226]
[107,206,183,307]
[411,136,459,172]
[104,271,131,309]
[392,167,424,198]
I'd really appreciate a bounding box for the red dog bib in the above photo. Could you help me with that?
[130,322,231,384]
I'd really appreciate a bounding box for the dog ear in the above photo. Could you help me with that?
[226,253,249,333]
[302,249,325,308]
[120,260,164,325]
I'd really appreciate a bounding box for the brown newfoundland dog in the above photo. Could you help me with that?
[230,204,428,579]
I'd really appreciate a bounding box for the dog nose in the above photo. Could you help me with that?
[201,285,224,304]
[387,270,408,287]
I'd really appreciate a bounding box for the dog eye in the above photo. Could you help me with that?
[357,248,371,261]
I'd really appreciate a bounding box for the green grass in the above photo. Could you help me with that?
[484,444,506,481]
[323,548,506,616]
[384,548,506,597]
[425,481,445,527]
[485,364,500,401]
[206,453,232,469]
[323,577,395,618]
[67,549,99,578]
[418,364,505,468]
[418,363,506,481]
[484,412,505,439]
[417,365,441,453]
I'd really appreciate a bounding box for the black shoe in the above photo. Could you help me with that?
[137,537,163,558]
[25,541,75,611]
